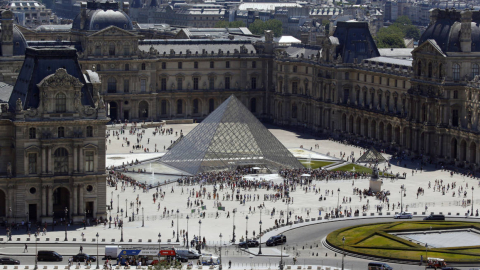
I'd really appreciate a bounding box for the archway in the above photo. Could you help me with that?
[209,98,215,113]
[177,99,184,115]
[386,124,393,142]
[420,133,426,153]
[138,101,149,119]
[470,142,477,164]
[341,114,347,132]
[109,101,118,121]
[402,128,408,148]
[363,119,369,137]
[451,138,458,159]
[278,102,283,118]
[371,120,377,139]
[53,187,70,219]
[379,122,384,141]
[193,99,200,114]
[460,140,467,162]
[355,117,361,135]
[394,126,400,144]
[250,98,257,113]
[348,115,354,133]
[0,189,5,218]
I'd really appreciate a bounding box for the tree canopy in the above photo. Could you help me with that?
[248,19,283,37]
[375,16,420,48]
[214,20,246,28]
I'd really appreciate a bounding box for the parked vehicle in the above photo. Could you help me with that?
[424,214,445,221]
[200,254,219,266]
[238,240,259,248]
[0,258,20,265]
[37,251,63,262]
[72,253,96,262]
[105,245,122,259]
[394,212,413,219]
[428,258,447,268]
[367,262,393,270]
[266,235,287,246]
[174,249,200,260]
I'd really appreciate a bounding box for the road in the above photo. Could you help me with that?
[1,217,479,270]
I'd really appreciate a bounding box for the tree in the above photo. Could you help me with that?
[375,26,406,48]
[248,19,283,37]
[214,21,229,28]
[394,16,412,26]
[404,25,420,40]
[214,20,246,28]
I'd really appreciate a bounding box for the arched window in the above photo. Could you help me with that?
[292,103,297,119]
[55,93,66,113]
[453,64,460,81]
[428,62,432,78]
[250,98,256,113]
[57,127,65,138]
[417,61,422,76]
[108,77,117,93]
[125,64,129,71]
[109,43,115,56]
[96,64,101,71]
[86,126,93,137]
[54,147,68,175]
[193,99,199,114]
[141,63,146,70]
[473,64,479,78]
[177,99,183,114]
[29,127,36,139]
[209,99,215,113]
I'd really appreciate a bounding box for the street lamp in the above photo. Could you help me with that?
[117,194,119,213]
[400,184,406,213]
[96,233,99,269]
[337,188,340,216]
[26,211,29,225]
[232,209,236,243]
[198,220,202,251]
[158,233,161,259]
[286,199,290,225]
[425,243,428,265]
[258,209,262,255]
[142,207,144,227]
[341,236,345,270]
[109,208,112,229]
[471,186,474,216]
[219,233,223,270]
[34,232,38,270]
[125,199,128,218]
[64,207,68,241]
[176,209,179,242]
[245,215,249,240]
[186,215,189,247]
[120,209,124,242]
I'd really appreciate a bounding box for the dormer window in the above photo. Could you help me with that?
[55,93,66,113]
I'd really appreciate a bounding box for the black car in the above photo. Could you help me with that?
[266,235,287,246]
[0,258,20,265]
[424,214,445,220]
[72,253,97,262]
[238,240,259,248]
[176,255,189,263]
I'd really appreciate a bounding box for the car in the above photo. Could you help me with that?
[174,249,200,260]
[394,212,413,219]
[238,240,259,248]
[0,258,20,265]
[441,267,461,270]
[265,235,287,246]
[72,253,96,262]
[37,251,63,262]
[176,255,189,263]
[368,262,393,270]
[424,214,445,220]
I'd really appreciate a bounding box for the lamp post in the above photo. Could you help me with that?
[341,236,345,270]
[84,210,88,230]
[158,233,161,259]
[245,215,249,240]
[34,232,38,270]
[258,209,262,255]
[286,200,290,225]
[425,243,428,265]
[232,209,236,243]
[109,208,112,229]
[142,207,144,227]
[96,233,99,269]
[186,215,189,247]
[64,207,68,241]
[219,233,223,270]
[117,194,119,213]
[400,184,406,213]
[471,187,474,216]
[337,188,340,215]
[26,211,29,225]
[120,209,124,242]
[198,220,202,251]
[125,199,128,218]
[176,209,179,242]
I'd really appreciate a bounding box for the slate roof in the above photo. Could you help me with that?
[138,39,257,55]
[332,21,380,64]
[8,47,95,112]
[0,25,28,56]
[283,44,320,58]
[0,82,14,103]
[378,48,413,59]
[72,1,133,31]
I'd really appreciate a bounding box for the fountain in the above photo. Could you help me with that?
[352,166,355,172]
[306,154,312,168]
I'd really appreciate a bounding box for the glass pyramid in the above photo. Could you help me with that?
[159,95,304,175]
[357,147,387,163]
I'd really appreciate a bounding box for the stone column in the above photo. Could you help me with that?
[79,185,84,215]
[42,185,46,216]
[73,146,77,172]
[42,148,46,174]
[79,148,84,172]
[73,185,78,215]
[47,147,52,174]
[48,186,53,216]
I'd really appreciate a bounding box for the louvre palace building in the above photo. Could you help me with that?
[1,2,480,222]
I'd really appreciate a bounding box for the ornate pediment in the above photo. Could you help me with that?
[37,68,84,89]
[88,25,138,37]
[412,39,446,57]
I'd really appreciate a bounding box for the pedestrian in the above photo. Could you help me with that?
[228,260,232,269]
[24,244,28,253]
[80,245,83,253]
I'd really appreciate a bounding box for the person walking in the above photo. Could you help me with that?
[228,260,231,269]
[24,244,28,253]
[80,245,83,253]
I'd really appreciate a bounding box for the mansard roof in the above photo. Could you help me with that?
[332,21,380,64]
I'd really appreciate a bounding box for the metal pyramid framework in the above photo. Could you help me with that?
[160,95,304,175]
[357,147,387,163]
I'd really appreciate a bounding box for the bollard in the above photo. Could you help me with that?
[316,253,318,256]
[310,246,312,249]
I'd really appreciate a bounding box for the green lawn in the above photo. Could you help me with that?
[299,160,335,169]
[331,163,373,174]
[326,221,480,263]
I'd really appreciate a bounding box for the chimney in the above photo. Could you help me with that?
[460,9,472,53]
[1,10,14,57]
[80,2,87,30]
[123,2,130,15]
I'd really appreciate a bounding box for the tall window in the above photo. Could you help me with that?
[55,93,66,113]
[209,77,215,90]
[210,61,214,68]
[57,127,65,138]
[96,64,101,71]
[108,77,117,93]
[141,79,146,92]
[141,63,146,70]
[86,126,93,137]
[95,45,101,56]
[428,62,432,78]
[28,153,37,174]
[452,109,459,127]
[125,64,129,71]
[176,99,183,114]
[29,127,36,139]
[178,62,182,69]
[54,147,68,175]
[252,61,256,68]
[224,77,230,90]
[161,100,167,115]
[209,98,214,113]
[453,64,460,81]
[293,66,297,73]
[193,99,199,114]
[292,103,297,118]
[123,79,129,93]
[193,77,199,90]
[226,61,230,68]
[473,64,479,78]
[161,78,167,91]
[161,62,166,69]
[194,61,198,69]
[109,44,115,56]
[292,82,298,94]
[85,151,94,172]
[251,77,257,90]
[177,78,183,90]
[123,45,130,56]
